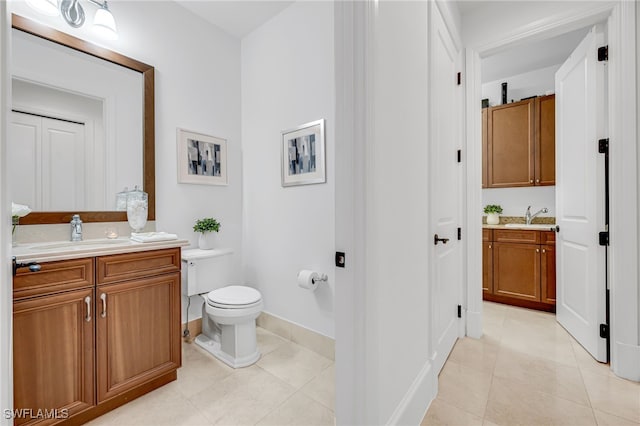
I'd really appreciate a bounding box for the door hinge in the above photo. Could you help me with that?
[599,323,609,339]
[335,252,346,268]
[598,45,608,62]
[457,72,461,85]
[598,138,609,154]
[457,149,461,163]
[457,227,462,240]
[457,305,462,318]
[599,231,609,246]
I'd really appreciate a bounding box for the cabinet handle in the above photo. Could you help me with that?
[84,296,91,322]
[100,293,107,318]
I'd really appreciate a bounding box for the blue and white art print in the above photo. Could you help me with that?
[178,129,228,185]
[281,119,326,187]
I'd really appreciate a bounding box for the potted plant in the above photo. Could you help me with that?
[193,217,221,250]
[484,204,503,225]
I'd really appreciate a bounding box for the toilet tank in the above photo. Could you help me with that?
[181,248,233,296]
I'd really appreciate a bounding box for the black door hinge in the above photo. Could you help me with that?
[457,72,461,85]
[598,138,609,154]
[335,252,346,268]
[457,149,461,163]
[598,45,608,62]
[599,231,609,246]
[457,305,462,318]
[457,227,462,240]
[599,323,609,339]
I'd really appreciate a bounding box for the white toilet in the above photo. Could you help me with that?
[181,248,263,368]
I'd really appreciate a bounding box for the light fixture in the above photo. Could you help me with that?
[27,0,118,40]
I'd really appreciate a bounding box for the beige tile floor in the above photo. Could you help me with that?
[422,301,640,426]
[87,327,335,426]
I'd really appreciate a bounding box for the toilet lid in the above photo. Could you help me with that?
[207,286,262,306]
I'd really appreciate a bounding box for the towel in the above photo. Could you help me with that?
[130,232,178,243]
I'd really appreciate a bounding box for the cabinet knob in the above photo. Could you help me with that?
[542,249,546,253]
[536,248,540,253]
[530,180,534,183]
[489,244,492,249]
[536,179,540,183]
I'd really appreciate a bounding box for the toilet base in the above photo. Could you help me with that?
[194,333,261,368]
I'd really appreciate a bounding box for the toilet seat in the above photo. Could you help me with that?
[206,285,262,309]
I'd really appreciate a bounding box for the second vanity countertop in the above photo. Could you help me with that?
[13,237,190,263]
[482,216,556,232]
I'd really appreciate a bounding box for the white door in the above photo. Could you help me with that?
[555,26,607,362]
[10,112,86,211]
[430,4,463,374]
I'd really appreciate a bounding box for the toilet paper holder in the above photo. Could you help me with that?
[312,274,328,284]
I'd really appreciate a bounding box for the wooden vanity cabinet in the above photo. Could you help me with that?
[13,264,95,426]
[96,249,182,402]
[483,228,556,311]
[482,229,493,294]
[13,248,182,425]
[484,95,555,188]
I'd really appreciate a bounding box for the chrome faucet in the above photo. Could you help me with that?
[525,206,549,225]
[70,214,83,241]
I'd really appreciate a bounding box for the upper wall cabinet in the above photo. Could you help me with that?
[482,94,555,188]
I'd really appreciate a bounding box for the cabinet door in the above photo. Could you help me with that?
[482,108,488,188]
[493,242,540,301]
[487,99,535,187]
[535,95,555,185]
[541,244,556,304]
[96,273,181,402]
[13,288,95,425]
[482,242,493,294]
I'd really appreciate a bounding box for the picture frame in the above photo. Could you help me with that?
[177,128,228,185]
[281,119,326,187]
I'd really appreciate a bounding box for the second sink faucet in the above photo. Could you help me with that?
[71,214,83,241]
[525,206,549,225]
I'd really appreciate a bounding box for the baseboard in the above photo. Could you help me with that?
[181,318,202,343]
[613,341,640,382]
[466,308,483,339]
[257,312,335,360]
[385,359,437,425]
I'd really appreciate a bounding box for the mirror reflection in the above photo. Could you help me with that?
[10,27,143,212]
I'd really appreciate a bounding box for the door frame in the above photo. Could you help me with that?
[464,1,639,381]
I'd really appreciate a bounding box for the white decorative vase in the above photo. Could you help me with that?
[198,232,216,250]
[486,213,500,225]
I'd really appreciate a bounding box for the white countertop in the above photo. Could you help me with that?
[12,237,190,263]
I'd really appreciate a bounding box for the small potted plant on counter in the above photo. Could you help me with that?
[484,204,503,225]
[193,217,221,250]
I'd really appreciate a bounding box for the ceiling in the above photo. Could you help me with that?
[175,1,294,38]
[481,27,590,83]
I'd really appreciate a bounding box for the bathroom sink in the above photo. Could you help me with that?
[504,223,556,230]
[31,239,130,250]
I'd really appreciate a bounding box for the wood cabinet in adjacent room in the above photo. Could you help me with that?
[483,228,556,311]
[483,95,555,188]
[482,229,493,294]
[487,98,536,187]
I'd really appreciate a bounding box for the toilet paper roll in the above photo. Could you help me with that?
[297,270,319,291]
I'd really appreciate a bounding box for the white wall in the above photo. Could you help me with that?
[241,1,335,338]
[481,65,558,219]
[1,2,12,424]
[363,1,434,423]
[482,64,559,107]
[9,1,243,324]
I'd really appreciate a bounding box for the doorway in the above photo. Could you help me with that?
[463,1,639,381]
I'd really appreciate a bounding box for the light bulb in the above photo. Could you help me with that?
[93,5,118,40]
